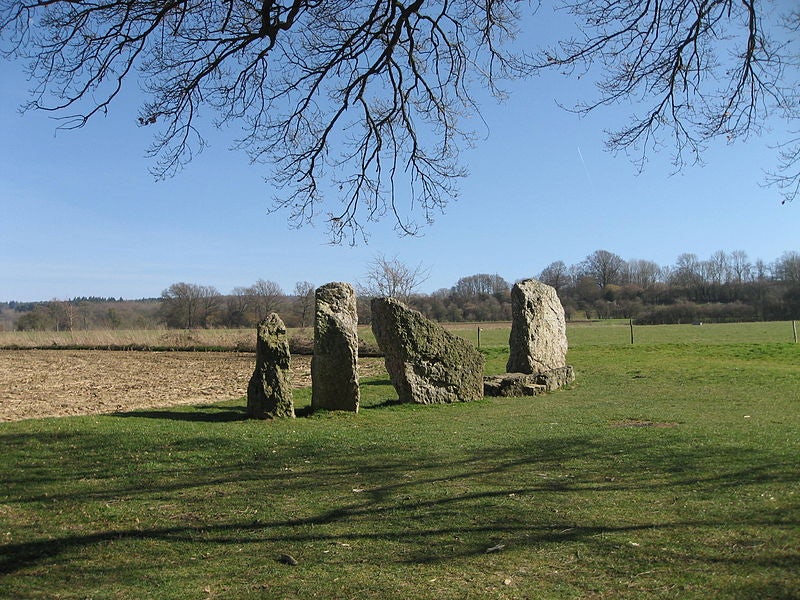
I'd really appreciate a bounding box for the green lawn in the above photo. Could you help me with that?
[1,324,798,599]
[566,320,799,346]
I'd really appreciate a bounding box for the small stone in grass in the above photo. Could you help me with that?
[278,553,299,566]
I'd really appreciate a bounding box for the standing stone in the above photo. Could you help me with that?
[247,313,294,419]
[311,282,360,412]
[371,297,484,404]
[506,278,569,374]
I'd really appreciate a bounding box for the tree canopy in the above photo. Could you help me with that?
[1,0,797,241]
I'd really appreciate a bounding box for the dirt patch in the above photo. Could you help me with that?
[0,350,386,422]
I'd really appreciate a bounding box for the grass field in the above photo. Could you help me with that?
[1,319,797,351]
[1,322,798,598]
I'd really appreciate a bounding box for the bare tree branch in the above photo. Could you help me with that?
[535,0,799,194]
[1,0,797,241]
[1,0,522,242]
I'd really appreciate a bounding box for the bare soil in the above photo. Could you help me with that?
[0,350,385,422]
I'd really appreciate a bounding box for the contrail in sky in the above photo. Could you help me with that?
[577,146,594,186]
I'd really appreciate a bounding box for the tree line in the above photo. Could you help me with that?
[3,249,799,332]
[3,281,316,332]
[532,249,800,324]
[400,249,800,324]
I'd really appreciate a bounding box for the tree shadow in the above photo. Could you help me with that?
[109,377,399,421]
[114,404,249,422]
[360,379,393,387]
[361,398,406,409]
[294,405,314,418]
[1,425,797,593]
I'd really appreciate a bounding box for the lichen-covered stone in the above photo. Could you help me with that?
[311,282,360,412]
[371,297,484,404]
[535,365,575,391]
[247,313,294,419]
[506,279,569,375]
[483,373,546,397]
[484,366,575,397]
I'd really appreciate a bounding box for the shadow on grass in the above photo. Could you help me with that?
[2,423,798,586]
[110,401,406,422]
[109,377,399,421]
[114,404,250,423]
[295,400,404,417]
[360,379,394,387]
[361,398,406,409]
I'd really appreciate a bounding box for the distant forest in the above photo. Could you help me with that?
[2,249,799,332]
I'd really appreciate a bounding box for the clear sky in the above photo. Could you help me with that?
[1,9,797,303]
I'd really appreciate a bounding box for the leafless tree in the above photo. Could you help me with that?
[360,253,430,302]
[624,259,663,287]
[580,249,626,288]
[0,0,527,242]
[1,0,796,242]
[248,279,284,320]
[293,281,315,328]
[160,282,221,328]
[754,258,770,281]
[45,300,75,332]
[774,251,800,283]
[670,252,703,287]
[538,0,799,204]
[227,286,256,327]
[708,250,731,285]
[538,260,571,292]
[729,250,753,284]
[451,273,509,298]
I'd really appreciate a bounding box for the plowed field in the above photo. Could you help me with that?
[0,350,384,422]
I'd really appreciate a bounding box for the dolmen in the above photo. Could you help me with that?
[371,297,484,404]
[484,278,574,397]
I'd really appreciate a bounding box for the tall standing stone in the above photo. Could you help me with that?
[311,282,360,412]
[371,297,484,404]
[247,313,294,419]
[506,278,569,374]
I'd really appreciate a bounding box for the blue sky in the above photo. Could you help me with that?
[1,11,797,302]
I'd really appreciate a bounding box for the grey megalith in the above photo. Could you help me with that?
[247,313,295,419]
[506,278,569,374]
[311,282,360,412]
[494,278,574,396]
[371,296,484,404]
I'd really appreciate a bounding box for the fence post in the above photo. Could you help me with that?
[629,319,634,345]
[793,321,798,344]
[477,326,481,349]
